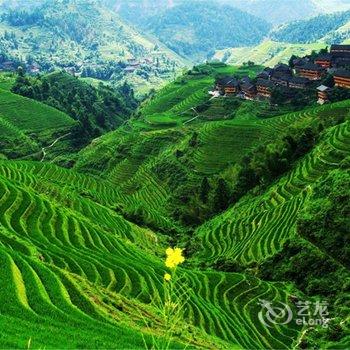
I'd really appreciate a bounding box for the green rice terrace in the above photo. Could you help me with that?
[0,63,349,349]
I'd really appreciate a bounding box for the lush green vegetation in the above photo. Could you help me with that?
[0,60,349,349]
[0,82,75,159]
[214,40,328,68]
[11,70,137,147]
[0,0,186,94]
[141,2,271,61]
[270,10,350,43]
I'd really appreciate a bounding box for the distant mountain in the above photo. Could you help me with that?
[218,0,318,25]
[217,0,350,24]
[133,2,271,61]
[213,40,327,67]
[270,10,350,43]
[0,0,187,94]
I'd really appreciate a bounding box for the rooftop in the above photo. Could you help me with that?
[257,79,275,88]
[289,77,309,85]
[216,76,239,87]
[334,69,350,78]
[317,85,330,92]
[297,63,324,72]
[331,44,350,51]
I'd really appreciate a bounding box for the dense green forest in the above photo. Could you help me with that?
[137,2,271,60]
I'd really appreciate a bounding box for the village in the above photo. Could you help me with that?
[212,44,350,105]
[0,56,159,78]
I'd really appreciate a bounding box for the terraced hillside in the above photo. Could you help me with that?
[0,87,75,159]
[137,63,262,128]
[0,159,302,349]
[1,59,349,348]
[194,101,350,265]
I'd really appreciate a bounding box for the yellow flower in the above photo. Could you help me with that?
[165,247,185,269]
[164,273,172,281]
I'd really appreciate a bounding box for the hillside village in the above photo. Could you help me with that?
[213,44,350,105]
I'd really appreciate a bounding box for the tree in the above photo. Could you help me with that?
[289,54,298,68]
[213,178,230,213]
[200,177,210,203]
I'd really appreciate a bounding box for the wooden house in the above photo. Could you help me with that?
[333,69,350,89]
[216,77,240,95]
[241,82,256,100]
[289,77,309,89]
[330,45,350,68]
[317,85,330,104]
[296,63,325,80]
[315,54,332,68]
[256,79,275,98]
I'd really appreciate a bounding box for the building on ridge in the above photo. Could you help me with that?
[215,76,240,95]
[289,77,310,89]
[315,54,332,68]
[256,79,275,98]
[333,69,350,88]
[295,63,325,80]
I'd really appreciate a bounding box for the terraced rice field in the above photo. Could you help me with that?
[192,101,350,175]
[0,157,303,349]
[194,116,350,265]
[0,89,75,133]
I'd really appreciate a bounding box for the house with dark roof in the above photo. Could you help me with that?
[333,69,350,88]
[295,63,325,80]
[289,77,310,89]
[330,45,350,68]
[215,76,240,95]
[330,45,350,55]
[274,63,292,73]
[293,57,310,68]
[240,82,256,100]
[271,71,291,87]
[256,79,275,98]
[315,54,332,68]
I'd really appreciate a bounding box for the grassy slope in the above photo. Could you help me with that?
[0,160,301,349]
[213,40,327,67]
[0,85,75,158]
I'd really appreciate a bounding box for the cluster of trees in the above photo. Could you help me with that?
[11,70,137,147]
[2,9,44,26]
[270,10,350,43]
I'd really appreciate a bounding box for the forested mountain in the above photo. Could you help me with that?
[138,2,271,61]
[0,0,187,94]
[270,10,350,44]
[220,0,318,25]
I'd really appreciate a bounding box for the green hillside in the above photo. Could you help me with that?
[214,40,327,67]
[0,159,303,349]
[138,2,271,61]
[270,10,350,44]
[0,0,187,94]
[0,61,349,349]
[0,86,75,159]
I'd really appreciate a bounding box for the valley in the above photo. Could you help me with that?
[0,54,349,348]
[0,1,349,349]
